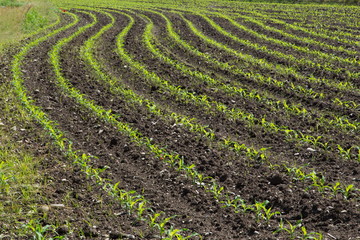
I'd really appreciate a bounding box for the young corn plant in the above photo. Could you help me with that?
[307,172,327,193]
[283,165,358,199]
[0,165,13,194]
[273,219,302,239]
[341,184,356,200]
[273,218,323,239]
[23,219,64,240]
[220,195,243,213]
[300,226,324,240]
[252,200,280,223]
[329,182,342,196]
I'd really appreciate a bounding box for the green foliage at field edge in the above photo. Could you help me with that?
[235,0,359,5]
[23,8,49,33]
[0,0,23,7]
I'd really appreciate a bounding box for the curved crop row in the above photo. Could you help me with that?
[205,12,360,81]
[87,7,358,238]
[295,22,360,41]
[144,9,359,134]
[177,11,359,97]
[118,10,358,162]
[262,10,360,40]
[7,3,359,239]
[47,9,303,238]
[77,8,359,202]
[229,8,359,55]
[11,9,199,240]
[139,10,359,154]
[259,7,360,36]
[154,9,360,110]
[238,9,360,55]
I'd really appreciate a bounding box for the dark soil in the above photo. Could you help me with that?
[1,5,359,240]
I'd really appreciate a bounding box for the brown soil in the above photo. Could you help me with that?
[1,5,359,240]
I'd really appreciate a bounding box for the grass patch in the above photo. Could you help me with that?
[0,1,58,237]
[23,1,58,33]
[0,0,57,51]
[0,0,23,7]
[0,138,40,235]
[0,2,56,230]
[23,7,49,33]
[0,5,31,50]
[0,68,42,237]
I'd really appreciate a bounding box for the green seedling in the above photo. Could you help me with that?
[23,219,64,240]
[301,226,323,240]
[273,219,302,239]
[342,184,355,199]
[330,182,342,196]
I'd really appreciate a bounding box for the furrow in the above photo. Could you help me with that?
[78,7,360,204]
[206,12,360,81]
[115,9,359,163]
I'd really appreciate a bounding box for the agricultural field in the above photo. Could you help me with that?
[0,0,359,239]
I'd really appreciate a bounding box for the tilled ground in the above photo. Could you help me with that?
[2,4,360,240]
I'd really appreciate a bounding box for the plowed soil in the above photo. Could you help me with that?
[1,4,359,240]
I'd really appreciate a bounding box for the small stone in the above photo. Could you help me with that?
[114,212,125,216]
[327,233,337,239]
[50,204,65,208]
[38,205,50,212]
[306,147,316,152]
